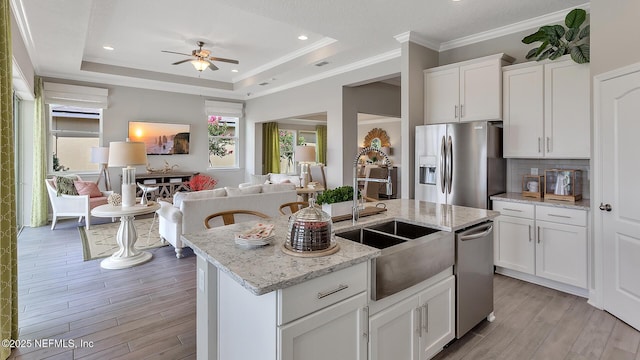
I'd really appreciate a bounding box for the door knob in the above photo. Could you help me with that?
[599,203,612,212]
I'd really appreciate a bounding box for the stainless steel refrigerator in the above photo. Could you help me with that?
[415,120,505,339]
[415,121,505,209]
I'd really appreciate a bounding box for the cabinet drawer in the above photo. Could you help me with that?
[536,206,587,227]
[493,201,534,219]
[278,262,368,325]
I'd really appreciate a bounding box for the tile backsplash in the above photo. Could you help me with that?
[506,159,591,199]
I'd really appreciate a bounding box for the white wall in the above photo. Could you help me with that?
[591,0,640,77]
[244,58,401,188]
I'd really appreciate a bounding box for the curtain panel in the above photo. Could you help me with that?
[30,77,47,227]
[316,125,327,165]
[0,0,18,358]
[262,122,280,174]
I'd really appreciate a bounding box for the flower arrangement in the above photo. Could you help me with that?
[208,116,235,158]
[184,174,218,191]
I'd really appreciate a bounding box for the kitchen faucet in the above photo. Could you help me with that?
[352,146,392,223]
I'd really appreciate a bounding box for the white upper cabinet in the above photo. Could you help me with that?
[424,53,514,124]
[503,57,590,158]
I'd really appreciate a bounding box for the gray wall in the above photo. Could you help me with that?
[245,58,401,188]
[11,9,35,97]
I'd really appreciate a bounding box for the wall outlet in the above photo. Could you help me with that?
[531,168,539,175]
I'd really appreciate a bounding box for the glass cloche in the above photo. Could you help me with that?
[285,198,335,252]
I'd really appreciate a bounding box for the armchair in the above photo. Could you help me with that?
[45,176,113,230]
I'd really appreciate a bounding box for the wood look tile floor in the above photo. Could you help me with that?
[10,218,640,359]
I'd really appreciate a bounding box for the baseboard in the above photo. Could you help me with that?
[495,266,589,298]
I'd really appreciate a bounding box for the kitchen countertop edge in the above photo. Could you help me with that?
[491,192,591,210]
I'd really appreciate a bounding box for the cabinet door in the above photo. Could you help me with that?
[460,59,503,122]
[494,215,535,274]
[369,295,420,360]
[418,276,455,360]
[535,220,588,288]
[425,68,459,124]
[503,65,544,157]
[278,293,367,360]
[544,60,590,158]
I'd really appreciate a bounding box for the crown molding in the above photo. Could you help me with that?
[439,3,591,51]
[10,0,39,73]
[246,48,401,100]
[232,37,337,83]
[394,31,440,51]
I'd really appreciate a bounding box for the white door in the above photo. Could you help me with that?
[544,60,591,158]
[369,295,420,360]
[424,68,459,124]
[502,65,544,157]
[598,65,640,331]
[493,215,535,274]
[535,220,587,288]
[418,276,455,360]
[460,59,502,122]
[278,293,368,360]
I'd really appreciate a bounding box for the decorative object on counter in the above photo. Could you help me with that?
[544,169,582,202]
[234,223,275,249]
[284,198,339,257]
[108,140,148,207]
[316,185,355,217]
[146,160,179,174]
[183,173,217,191]
[522,8,589,64]
[522,175,545,198]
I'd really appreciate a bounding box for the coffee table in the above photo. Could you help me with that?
[91,201,161,269]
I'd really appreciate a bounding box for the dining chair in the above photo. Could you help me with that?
[309,164,327,188]
[278,201,309,215]
[204,209,270,229]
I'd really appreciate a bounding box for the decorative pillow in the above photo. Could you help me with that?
[74,181,103,198]
[55,176,79,196]
[251,174,270,185]
[225,185,263,197]
[262,183,296,193]
[173,188,227,208]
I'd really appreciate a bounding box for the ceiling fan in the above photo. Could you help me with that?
[162,41,239,72]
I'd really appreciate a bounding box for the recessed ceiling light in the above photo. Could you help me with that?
[103,45,114,51]
[298,35,308,41]
[231,69,239,73]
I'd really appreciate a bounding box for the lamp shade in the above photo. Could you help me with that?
[90,147,110,164]
[295,145,316,162]
[380,146,391,157]
[108,141,147,167]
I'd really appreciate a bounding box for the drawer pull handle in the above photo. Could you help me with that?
[415,307,422,337]
[317,284,349,299]
[503,208,523,212]
[422,304,429,333]
[548,214,571,219]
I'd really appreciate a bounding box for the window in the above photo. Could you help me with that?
[205,100,243,169]
[278,129,316,174]
[49,105,101,173]
[208,115,238,168]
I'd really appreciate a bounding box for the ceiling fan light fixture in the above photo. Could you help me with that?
[191,59,210,72]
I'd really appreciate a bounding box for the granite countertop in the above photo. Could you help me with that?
[181,199,499,296]
[491,192,591,210]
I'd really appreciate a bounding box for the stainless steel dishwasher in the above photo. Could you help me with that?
[455,221,495,338]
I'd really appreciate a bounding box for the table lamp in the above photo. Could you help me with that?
[91,146,111,191]
[108,140,147,207]
[295,145,316,187]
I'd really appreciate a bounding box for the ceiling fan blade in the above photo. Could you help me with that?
[162,50,193,56]
[209,56,239,64]
[206,60,219,71]
[171,59,193,65]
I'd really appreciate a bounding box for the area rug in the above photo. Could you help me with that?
[79,217,167,261]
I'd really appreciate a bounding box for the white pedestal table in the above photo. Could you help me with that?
[91,201,161,269]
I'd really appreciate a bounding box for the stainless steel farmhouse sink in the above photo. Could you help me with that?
[336,220,454,300]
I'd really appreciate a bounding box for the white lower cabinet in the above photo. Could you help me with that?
[493,200,588,293]
[369,275,455,360]
[279,292,368,360]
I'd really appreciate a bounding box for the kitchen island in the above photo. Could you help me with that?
[182,199,498,360]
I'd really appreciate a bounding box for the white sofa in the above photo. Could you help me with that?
[239,173,301,188]
[156,183,297,258]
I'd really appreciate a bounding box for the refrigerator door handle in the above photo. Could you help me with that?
[440,136,446,193]
[447,135,453,194]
